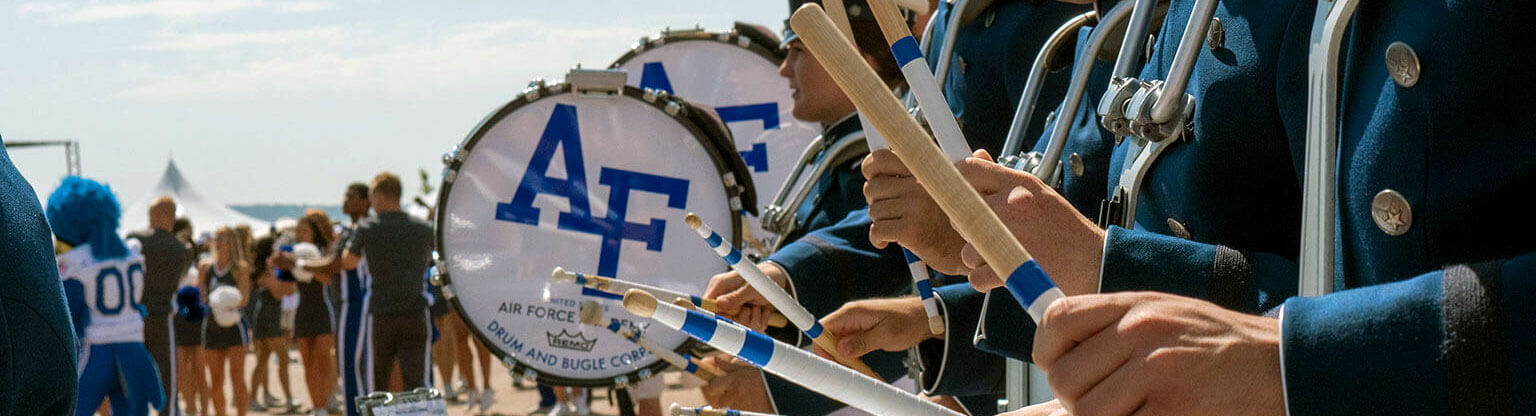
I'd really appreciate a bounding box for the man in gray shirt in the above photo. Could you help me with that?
[128,196,193,411]
[279,172,433,391]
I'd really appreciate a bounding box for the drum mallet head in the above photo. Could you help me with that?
[623,289,660,318]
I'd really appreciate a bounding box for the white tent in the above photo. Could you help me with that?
[121,159,271,237]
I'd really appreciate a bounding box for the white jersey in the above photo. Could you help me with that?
[57,242,147,345]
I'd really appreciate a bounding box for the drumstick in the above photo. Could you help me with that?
[577,301,717,383]
[866,0,972,163]
[669,403,780,416]
[552,267,789,328]
[824,0,856,41]
[626,290,961,416]
[791,4,1065,321]
[684,213,881,379]
[865,0,978,335]
[863,115,945,335]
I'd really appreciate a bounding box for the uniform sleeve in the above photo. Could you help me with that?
[1280,252,1536,415]
[346,223,366,255]
[765,208,911,319]
[916,284,1008,397]
[1099,226,1298,314]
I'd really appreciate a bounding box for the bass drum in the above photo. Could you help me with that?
[436,76,755,386]
[611,25,818,254]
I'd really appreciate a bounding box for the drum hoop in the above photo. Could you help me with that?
[434,82,750,387]
[608,28,785,71]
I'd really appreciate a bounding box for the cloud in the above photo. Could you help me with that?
[17,0,331,23]
[114,20,646,101]
[138,26,345,51]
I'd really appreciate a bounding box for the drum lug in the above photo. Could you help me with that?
[615,375,630,386]
[440,166,457,184]
[441,145,463,166]
[664,101,683,116]
[568,68,627,96]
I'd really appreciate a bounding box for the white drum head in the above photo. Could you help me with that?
[438,84,742,386]
[612,29,818,252]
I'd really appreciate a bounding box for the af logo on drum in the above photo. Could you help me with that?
[495,103,692,277]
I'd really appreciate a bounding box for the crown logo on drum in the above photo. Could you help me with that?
[546,329,599,352]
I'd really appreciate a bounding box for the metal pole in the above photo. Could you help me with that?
[1299,0,1360,296]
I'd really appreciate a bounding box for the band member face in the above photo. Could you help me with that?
[780,38,858,125]
[343,189,369,218]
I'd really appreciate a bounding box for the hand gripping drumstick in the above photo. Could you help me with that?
[553,267,789,328]
[867,0,990,335]
[577,301,717,382]
[792,4,1066,321]
[669,403,779,416]
[626,290,962,416]
[684,213,881,379]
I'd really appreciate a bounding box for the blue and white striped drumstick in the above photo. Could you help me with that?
[862,107,947,335]
[577,301,716,382]
[626,290,962,416]
[791,4,1067,321]
[683,213,881,379]
[668,403,779,416]
[553,267,789,328]
[866,0,974,164]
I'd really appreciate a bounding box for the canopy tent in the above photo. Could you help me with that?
[120,159,270,238]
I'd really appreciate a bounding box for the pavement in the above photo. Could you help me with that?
[176,350,706,416]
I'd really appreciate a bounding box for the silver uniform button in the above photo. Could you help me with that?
[1385,42,1420,88]
[1167,218,1192,240]
[1070,153,1085,177]
[1207,18,1225,50]
[1371,189,1413,236]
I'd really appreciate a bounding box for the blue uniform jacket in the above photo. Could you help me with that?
[0,141,80,416]
[1280,1,1536,413]
[917,0,1321,395]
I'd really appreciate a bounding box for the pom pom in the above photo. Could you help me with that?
[291,243,321,282]
[209,286,243,327]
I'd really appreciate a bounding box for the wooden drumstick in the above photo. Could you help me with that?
[790,4,1065,321]
[626,290,960,416]
[577,301,717,382]
[684,213,881,379]
[552,267,789,328]
[823,0,856,41]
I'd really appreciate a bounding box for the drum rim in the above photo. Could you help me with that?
[608,26,785,71]
[435,81,750,387]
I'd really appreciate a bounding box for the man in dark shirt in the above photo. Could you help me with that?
[127,196,194,414]
[279,172,433,391]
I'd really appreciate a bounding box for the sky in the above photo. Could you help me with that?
[1,0,785,206]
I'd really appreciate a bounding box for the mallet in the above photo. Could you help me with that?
[669,403,779,416]
[577,301,716,382]
[684,213,880,379]
[553,267,788,328]
[791,4,1065,321]
[626,290,961,416]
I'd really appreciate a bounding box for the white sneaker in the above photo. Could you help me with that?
[570,390,589,416]
[478,388,495,413]
[461,389,479,410]
[546,403,576,416]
